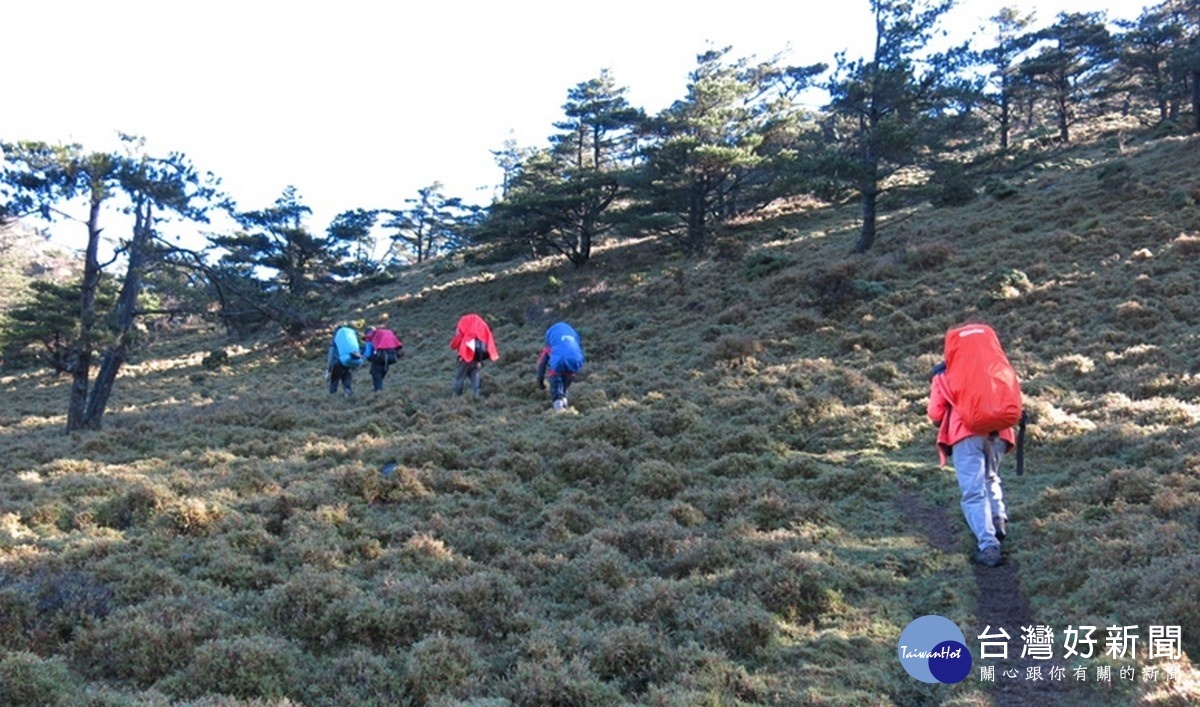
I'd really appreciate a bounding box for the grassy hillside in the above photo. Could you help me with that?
[2,126,1200,705]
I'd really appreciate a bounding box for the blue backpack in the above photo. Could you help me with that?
[546,322,584,373]
[333,327,364,368]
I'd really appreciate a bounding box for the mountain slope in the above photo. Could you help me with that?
[1,127,1199,705]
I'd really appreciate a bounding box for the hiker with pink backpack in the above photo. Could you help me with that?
[928,323,1026,568]
[363,325,404,393]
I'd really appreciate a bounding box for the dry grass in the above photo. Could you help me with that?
[2,129,1200,704]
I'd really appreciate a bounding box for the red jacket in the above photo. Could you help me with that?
[928,373,1015,465]
[449,314,498,362]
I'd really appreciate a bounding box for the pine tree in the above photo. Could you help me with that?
[635,48,776,255]
[208,187,356,336]
[381,183,473,265]
[1019,11,1116,143]
[977,7,1039,151]
[482,71,643,267]
[0,136,220,431]
[821,0,965,253]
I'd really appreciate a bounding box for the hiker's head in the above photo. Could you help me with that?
[365,327,376,337]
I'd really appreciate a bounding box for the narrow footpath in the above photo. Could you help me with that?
[898,490,1085,706]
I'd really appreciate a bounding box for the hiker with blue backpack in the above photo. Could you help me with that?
[928,323,1024,568]
[363,325,403,392]
[449,313,498,397]
[326,324,364,397]
[537,321,585,411]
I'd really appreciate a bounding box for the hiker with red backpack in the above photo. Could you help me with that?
[363,325,404,392]
[928,323,1025,568]
[449,313,498,397]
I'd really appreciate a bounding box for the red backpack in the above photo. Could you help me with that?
[944,324,1022,434]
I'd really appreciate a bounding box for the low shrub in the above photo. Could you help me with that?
[928,160,977,207]
[680,594,776,658]
[578,412,647,450]
[200,349,229,369]
[743,251,791,279]
[264,567,361,645]
[0,569,114,652]
[156,497,224,537]
[96,482,171,530]
[1097,158,1132,191]
[406,633,486,703]
[503,653,622,707]
[553,544,637,607]
[589,624,679,694]
[631,460,687,500]
[0,651,79,706]
[69,597,224,685]
[713,335,762,365]
[600,519,687,564]
[311,648,408,705]
[440,571,528,640]
[716,302,750,325]
[904,240,955,270]
[553,443,625,483]
[750,552,839,625]
[984,176,1019,200]
[163,635,303,700]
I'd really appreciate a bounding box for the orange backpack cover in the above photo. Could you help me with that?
[944,324,1022,434]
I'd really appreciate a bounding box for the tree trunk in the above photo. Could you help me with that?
[83,202,153,429]
[999,82,1010,152]
[1056,85,1071,142]
[576,214,593,268]
[856,138,880,254]
[66,197,105,432]
[687,185,706,255]
[856,188,878,254]
[1192,68,1200,133]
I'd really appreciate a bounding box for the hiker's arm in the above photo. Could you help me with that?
[536,347,549,388]
[927,377,949,424]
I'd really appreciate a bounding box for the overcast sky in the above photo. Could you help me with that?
[2,0,1151,241]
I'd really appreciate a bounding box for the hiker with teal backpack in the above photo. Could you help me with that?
[537,321,584,411]
[363,325,403,392]
[326,324,364,397]
[928,323,1026,568]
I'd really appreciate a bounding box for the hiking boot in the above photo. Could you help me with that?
[995,518,1008,542]
[553,399,566,411]
[973,546,1003,568]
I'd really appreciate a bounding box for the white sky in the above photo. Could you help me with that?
[2,0,1150,240]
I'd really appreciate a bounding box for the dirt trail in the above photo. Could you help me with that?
[898,491,1068,706]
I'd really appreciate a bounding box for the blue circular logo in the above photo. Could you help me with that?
[898,615,972,684]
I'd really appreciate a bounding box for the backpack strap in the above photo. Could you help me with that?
[1015,410,1028,476]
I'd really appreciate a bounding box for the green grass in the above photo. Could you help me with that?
[2,128,1200,705]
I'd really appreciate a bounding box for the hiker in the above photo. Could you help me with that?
[536,321,585,411]
[326,324,364,397]
[363,325,404,392]
[927,323,1021,568]
[449,313,498,397]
